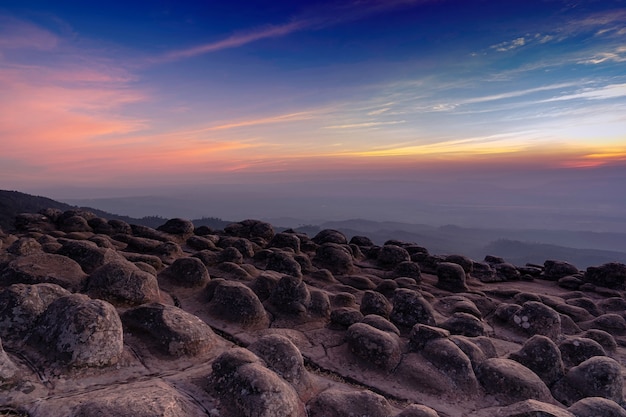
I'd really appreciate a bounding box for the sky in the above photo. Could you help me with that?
[1,0,626,228]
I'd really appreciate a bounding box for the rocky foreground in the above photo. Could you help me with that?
[1,209,626,417]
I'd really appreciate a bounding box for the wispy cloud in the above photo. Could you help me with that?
[579,46,626,64]
[153,0,437,62]
[325,120,406,129]
[156,20,310,62]
[204,112,315,131]
[542,83,626,102]
[491,37,526,52]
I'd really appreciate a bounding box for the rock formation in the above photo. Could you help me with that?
[1,208,626,416]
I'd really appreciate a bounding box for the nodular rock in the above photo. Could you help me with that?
[1,209,626,417]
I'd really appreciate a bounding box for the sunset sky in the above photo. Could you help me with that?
[1,1,625,226]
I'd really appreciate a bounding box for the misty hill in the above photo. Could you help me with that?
[0,190,231,232]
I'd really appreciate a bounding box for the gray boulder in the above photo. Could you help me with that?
[476,358,553,405]
[511,301,561,340]
[122,303,217,357]
[307,388,393,417]
[436,262,469,292]
[568,397,626,417]
[160,257,210,288]
[509,335,565,387]
[87,260,160,306]
[0,252,87,291]
[207,281,268,327]
[249,334,311,395]
[584,262,626,289]
[390,288,436,329]
[346,322,402,370]
[210,348,305,417]
[32,293,123,367]
[552,356,623,406]
[313,243,354,275]
[0,283,71,342]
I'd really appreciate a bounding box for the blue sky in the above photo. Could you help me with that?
[1,0,625,227]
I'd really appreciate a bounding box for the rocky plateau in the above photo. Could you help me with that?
[1,208,626,417]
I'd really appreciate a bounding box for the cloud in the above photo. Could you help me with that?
[153,0,438,62]
[578,46,626,64]
[367,107,391,116]
[203,112,315,131]
[542,84,626,102]
[324,120,406,129]
[156,20,310,62]
[491,37,526,52]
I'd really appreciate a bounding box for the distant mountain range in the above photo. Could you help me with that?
[2,189,625,269]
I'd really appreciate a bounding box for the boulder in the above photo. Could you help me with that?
[390,288,436,329]
[558,337,606,368]
[544,260,579,281]
[362,314,400,336]
[268,232,301,252]
[210,348,305,417]
[422,338,479,393]
[0,283,71,342]
[69,382,206,417]
[495,263,521,281]
[249,334,311,394]
[330,307,363,328]
[436,262,469,292]
[509,335,565,387]
[440,312,485,337]
[336,274,376,290]
[391,261,422,281]
[346,322,402,370]
[217,246,244,264]
[156,218,194,237]
[580,329,617,352]
[475,358,553,405]
[486,399,575,417]
[122,303,217,357]
[313,243,354,275]
[57,240,124,273]
[378,245,411,268]
[0,338,19,384]
[207,281,268,327]
[449,335,489,370]
[472,262,497,282]
[583,262,626,289]
[408,324,450,351]
[311,229,347,245]
[0,252,87,291]
[445,254,473,274]
[266,251,303,278]
[86,260,160,306]
[224,219,275,241]
[568,397,626,417]
[6,237,42,256]
[160,257,210,288]
[396,404,440,417]
[552,356,623,406]
[32,294,123,367]
[268,275,310,314]
[510,301,561,340]
[360,290,393,318]
[307,388,394,417]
